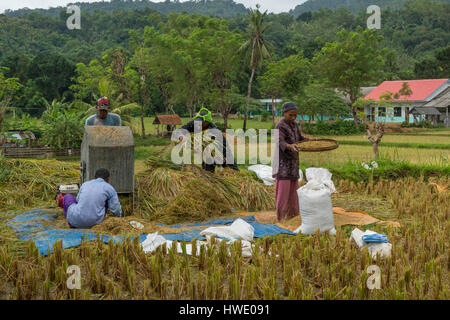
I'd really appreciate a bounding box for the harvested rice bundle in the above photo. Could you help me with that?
[136,167,191,199]
[144,155,182,171]
[153,178,234,224]
[218,168,275,211]
[134,165,276,224]
[0,159,79,210]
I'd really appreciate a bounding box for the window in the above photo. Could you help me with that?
[378,107,386,116]
[394,107,402,117]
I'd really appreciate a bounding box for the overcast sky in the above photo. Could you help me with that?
[0,0,307,14]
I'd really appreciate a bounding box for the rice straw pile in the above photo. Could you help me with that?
[0,156,275,227]
[0,158,79,210]
[135,162,275,224]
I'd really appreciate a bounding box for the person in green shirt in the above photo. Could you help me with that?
[85,96,121,126]
[179,108,239,173]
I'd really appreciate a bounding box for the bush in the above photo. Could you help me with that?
[215,122,231,132]
[401,120,434,128]
[302,120,365,136]
[41,100,84,150]
[0,155,11,183]
[261,111,271,122]
[299,157,449,184]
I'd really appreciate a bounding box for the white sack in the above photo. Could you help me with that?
[350,228,392,260]
[294,180,336,236]
[200,218,254,242]
[141,232,168,253]
[350,228,377,248]
[248,164,303,186]
[305,167,336,193]
[141,233,206,255]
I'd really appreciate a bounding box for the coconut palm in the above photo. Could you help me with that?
[70,100,140,131]
[238,4,272,131]
[69,75,141,132]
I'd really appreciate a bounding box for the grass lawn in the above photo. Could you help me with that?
[320,133,450,144]
[131,117,274,135]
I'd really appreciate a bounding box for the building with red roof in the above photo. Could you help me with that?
[362,79,449,127]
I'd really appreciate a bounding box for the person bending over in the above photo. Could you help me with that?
[179,107,239,173]
[57,168,122,228]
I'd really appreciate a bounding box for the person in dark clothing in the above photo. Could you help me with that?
[179,108,239,172]
[272,102,308,221]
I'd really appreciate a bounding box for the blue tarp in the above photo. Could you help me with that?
[7,207,296,256]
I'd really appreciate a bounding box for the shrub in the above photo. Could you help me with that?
[215,122,231,132]
[41,100,84,150]
[402,120,435,128]
[261,111,271,122]
[302,120,365,136]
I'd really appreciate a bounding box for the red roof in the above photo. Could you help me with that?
[364,79,449,102]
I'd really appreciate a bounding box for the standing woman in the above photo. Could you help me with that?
[272,102,308,221]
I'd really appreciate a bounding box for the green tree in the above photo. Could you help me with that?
[259,54,310,125]
[40,99,85,150]
[130,38,153,138]
[238,4,272,131]
[197,21,243,128]
[0,69,22,133]
[170,30,206,118]
[142,27,176,115]
[70,59,108,102]
[296,82,349,122]
[313,27,385,127]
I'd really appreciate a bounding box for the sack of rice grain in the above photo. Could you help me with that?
[294,180,336,236]
[305,167,336,193]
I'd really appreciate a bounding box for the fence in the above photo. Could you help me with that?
[1,147,80,158]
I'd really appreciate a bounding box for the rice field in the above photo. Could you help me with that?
[0,127,449,300]
[0,174,448,300]
[320,134,450,145]
[241,142,449,166]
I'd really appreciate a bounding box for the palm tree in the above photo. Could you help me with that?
[69,99,140,133]
[238,4,272,131]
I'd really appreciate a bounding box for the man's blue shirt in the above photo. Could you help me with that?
[67,178,122,228]
[85,113,121,126]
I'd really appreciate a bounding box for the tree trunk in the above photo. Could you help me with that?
[188,101,193,119]
[271,97,275,126]
[223,113,228,132]
[244,65,256,132]
[140,81,147,138]
[141,104,146,138]
[405,107,410,123]
[373,142,379,159]
[164,95,169,115]
[351,104,359,127]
